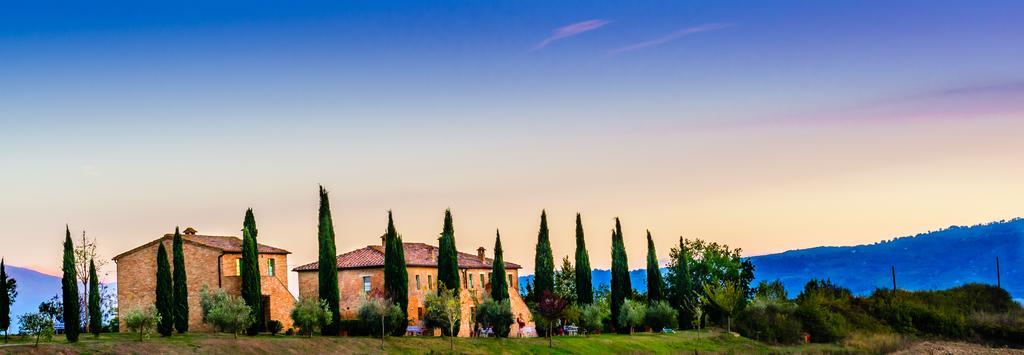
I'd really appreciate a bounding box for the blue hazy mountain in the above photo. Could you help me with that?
[4,265,63,331]
[520,219,1022,301]
[749,219,1022,300]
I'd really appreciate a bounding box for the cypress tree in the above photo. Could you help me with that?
[62,226,81,342]
[609,218,631,333]
[667,237,694,328]
[383,211,408,336]
[240,226,263,335]
[155,242,174,337]
[171,227,189,333]
[1,259,10,343]
[436,209,460,293]
[646,231,664,303]
[573,213,593,305]
[88,259,101,337]
[533,210,555,301]
[435,209,460,336]
[317,186,341,335]
[490,230,509,302]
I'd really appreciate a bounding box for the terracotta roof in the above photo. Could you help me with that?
[113,233,290,260]
[292,242,521,272]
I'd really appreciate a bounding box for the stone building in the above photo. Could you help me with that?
[113,227,296,331]
[292,241,535,337]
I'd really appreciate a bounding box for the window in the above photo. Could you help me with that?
[235,259,241,276]
[479,273,485,288]
[470,307,476,322]
[469,274,474,289]
[267,259,276,277]
[462,271,468,288]
[417,307,423,320]
[415,275,421,290]
[363,276,372,293]
[427,275,433,290]
[508,274,513,288]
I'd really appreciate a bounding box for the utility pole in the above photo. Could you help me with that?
[996,256,1001,289]
[891,265,897,297]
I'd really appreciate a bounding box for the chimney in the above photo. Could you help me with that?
[183,227,197,236]
[380,234,386,247]
[477,247,486,262]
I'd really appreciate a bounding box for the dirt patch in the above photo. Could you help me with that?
[894,341,1024,355]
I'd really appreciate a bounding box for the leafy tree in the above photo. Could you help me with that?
[703,280,744,333]
[171,227,189,333]
[382,211,408,336]
[357,296,404,348]
[61,226,81,342]
[155,243,174,336]
[573,213,593,305]
[475,297,513,337]
[425,287,461,350]
[240,226,263,335]
[88,259,101,337]
[645,231,664,303]
[490,230,509,302]
[666,237,694,328]
[675,238,754,328]
[535,290,567,348]
[609,218,631,333]
[618,299,646,334]
[317,186,341,335]
[553,256,577,304]
[753,280,789,303]
[38,295,62,324]
[533,210,555,300]
[206,294,254,338]
[123,306,160,341]
[0,258,13,342]
[579,302,608,334]
[18,312,54,346]
[644,300,677,330]
[290,297,332,337]
[435,209,460,336]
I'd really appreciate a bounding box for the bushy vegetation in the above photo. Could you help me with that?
[290,297,332,337]
[122,306,160,341]
[474,298,513,337]
[199,287,253,338]
[617,299,646,334]
[733,279,1024,347]
[357,296,405,337]
[644,301,678,331]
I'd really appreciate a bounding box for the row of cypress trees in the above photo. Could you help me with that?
[154,227,191,337]
[530,213,671,334]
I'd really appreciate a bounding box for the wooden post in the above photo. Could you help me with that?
[996,256,1001,289]
[891,265,897,296]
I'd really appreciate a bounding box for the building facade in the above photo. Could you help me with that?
[113,227,296,331]
[293,242,535,337]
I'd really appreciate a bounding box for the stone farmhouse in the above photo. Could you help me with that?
[292,241,535,337]
[113,227,296,331]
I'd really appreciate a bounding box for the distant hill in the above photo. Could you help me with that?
[749,218,1022,300]
[520,219,1023,301]
[4,265,63,331]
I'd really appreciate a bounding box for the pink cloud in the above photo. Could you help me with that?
[532,19,612,51]
[608,23,731,55]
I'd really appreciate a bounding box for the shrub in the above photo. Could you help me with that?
[285,328,295,336]
[290,297,332,337]
[357,296,405,338]
[735,300,802,344]
[842,332,914,353]
[267,320,283,335]
[122,306,160,342]
[645,301,678,331]
[200,289,253,338]
[580,302,609,334]
[424,288,461,350]
[617,299,646,334]
[967,311,1024,347]
[475,298,513,337]
[18,312,54,346]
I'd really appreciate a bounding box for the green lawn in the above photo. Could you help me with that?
[0,330,852,354]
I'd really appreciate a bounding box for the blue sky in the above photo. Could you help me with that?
[2,0,1023,277]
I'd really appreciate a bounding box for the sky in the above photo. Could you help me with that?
[2,0,1024,284]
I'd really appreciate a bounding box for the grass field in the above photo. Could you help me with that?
[0,330,852,354]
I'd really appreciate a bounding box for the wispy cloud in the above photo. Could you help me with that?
[608,23,731,55]
[532,19,612,51]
